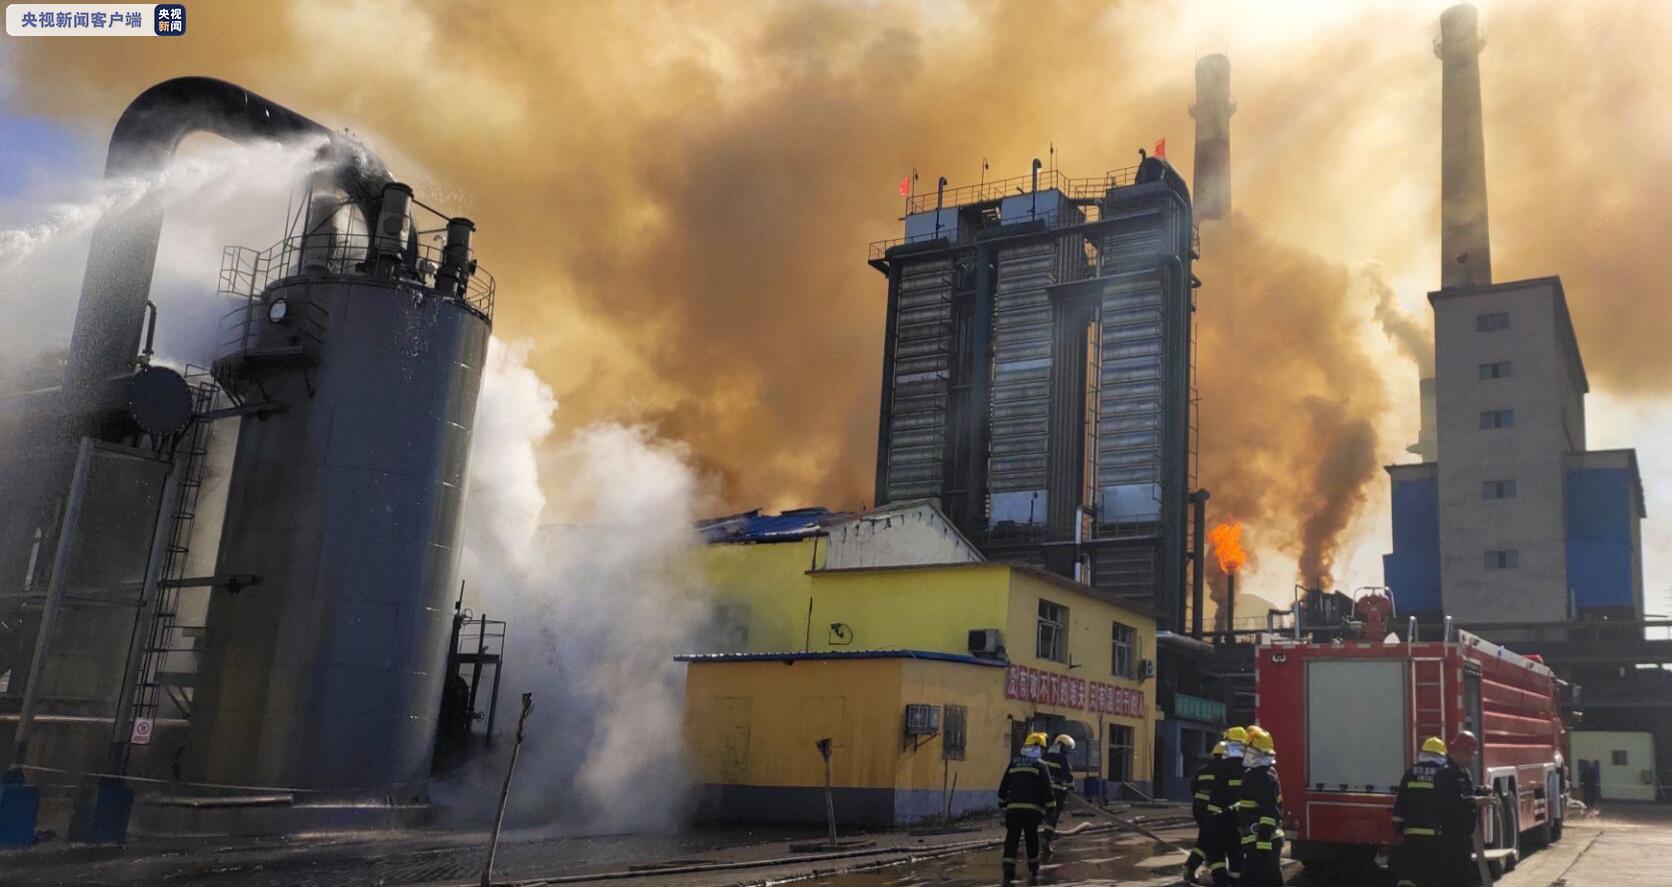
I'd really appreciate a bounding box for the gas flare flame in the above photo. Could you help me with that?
[1209,520,1247,575]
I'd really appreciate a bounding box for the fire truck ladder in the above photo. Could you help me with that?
[119,380,218,771]
[1411,656,1448,753]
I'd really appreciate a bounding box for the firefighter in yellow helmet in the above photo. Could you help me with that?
[1201,726,1249,886]
[1183,740,1229,883]
[1234,727,1285,887]
[1392,733,1484,887]
[997,732,1056,883]
[1041,733,1077,856]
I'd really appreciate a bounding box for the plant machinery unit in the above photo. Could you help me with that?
[1253,621,1568,882]
[0,77,495,841]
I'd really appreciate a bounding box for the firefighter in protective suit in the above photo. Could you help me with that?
[1392,732,1484,887]
[1042,733,1076,856]
[1183,741,1226,883]
[1207,727,1249,886]
[998,732,1057,883]
[1235,726,1285,887]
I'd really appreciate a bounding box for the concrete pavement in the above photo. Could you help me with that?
[1498,806,1672,887]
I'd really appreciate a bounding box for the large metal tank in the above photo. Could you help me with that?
[188,192,491,799]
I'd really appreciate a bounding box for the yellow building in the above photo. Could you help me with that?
[683,504,1158,826]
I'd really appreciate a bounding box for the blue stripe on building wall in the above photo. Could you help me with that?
[1566,467,1637,610]
[1385,476,1441,613]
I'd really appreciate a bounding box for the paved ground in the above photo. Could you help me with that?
[10,804,1663,885]
[0,806,1198,886]
[1495,805,1672,887]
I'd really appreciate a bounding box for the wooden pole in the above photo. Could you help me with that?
[482,693,533,887]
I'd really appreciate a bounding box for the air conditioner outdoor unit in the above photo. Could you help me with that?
[904,703,941,736]
[1140,659,1157,679]
[968,629,1005,658]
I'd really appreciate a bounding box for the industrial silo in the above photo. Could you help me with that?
[187,183,492,803]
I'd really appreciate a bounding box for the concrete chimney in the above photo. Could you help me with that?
[1436,5,1491,288]
[1190,54,1234,221]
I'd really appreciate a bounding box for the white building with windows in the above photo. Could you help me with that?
[1384,276,1646,625]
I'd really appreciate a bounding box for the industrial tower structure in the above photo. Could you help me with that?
[1384,5,1646,627]
[869,159,1198,630]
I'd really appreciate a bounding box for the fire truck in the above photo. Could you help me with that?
[1254,611,1568,881]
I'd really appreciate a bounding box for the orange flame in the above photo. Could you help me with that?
[1208,520,1247,575]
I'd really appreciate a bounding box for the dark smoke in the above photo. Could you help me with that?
[11,0,1671,605]
[1364,263,1433,376]
[1196,213,1387,600]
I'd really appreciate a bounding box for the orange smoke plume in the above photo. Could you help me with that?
[1209,521,1247,575]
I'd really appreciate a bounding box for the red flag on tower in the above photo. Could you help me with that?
[1154,137,1166,158]
[898,175,911,196]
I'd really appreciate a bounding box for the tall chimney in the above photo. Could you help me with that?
[1436,5,1491,288]
[1190,54,1234,221]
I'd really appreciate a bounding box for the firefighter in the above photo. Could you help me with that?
[1042,733,1076,856]
[1183,741,1226,884]
[1206,726,1249,886]
[1235,726,1285,887]
[998,731,1057,883]
[1392,733,1485,887]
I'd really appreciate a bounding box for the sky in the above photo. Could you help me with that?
[2,0,1671,619]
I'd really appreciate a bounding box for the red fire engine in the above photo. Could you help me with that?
[1254,619,1568,880]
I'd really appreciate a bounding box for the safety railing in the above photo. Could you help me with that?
[874,165,1146,261]
[216,233,494,321]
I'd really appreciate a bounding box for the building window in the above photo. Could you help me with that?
[1477,312,1510,332]
[1479,361,1513,380]
[1480,409,1516,429]
[942,705,967,761]
[1108,724,1134,783]
[1111,622,1137,679]
[1612,749,1629,766]
[1483,480,1517,500]
[1037,599,1069,663]
[1485,549,1519,570]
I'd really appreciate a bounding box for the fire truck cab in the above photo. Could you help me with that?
[1254,623,1568,880]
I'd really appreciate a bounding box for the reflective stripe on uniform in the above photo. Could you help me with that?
[1228,779,1242,786]
[1210,861,1228,871]
[1199,773,1216,780]
[1206,804,1224,814]
[1258,816,1277,826]
[1194,792,1212,801]
[1235,799,1258,808]
[1404,826,1438,836]
[1241,835,1257,844]
[1006,802,1047,813]
[1008,767,1041,776]
[1255,841,1272,851]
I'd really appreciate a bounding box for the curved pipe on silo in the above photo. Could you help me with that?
[62,76,391,391]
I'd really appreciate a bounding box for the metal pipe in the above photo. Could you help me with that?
[63,77,390,390]
[1189,490,1209,638]
[435,217,476,297]
[8,437,95,773]
[935,176,948,240]
[370,181,414,273]
[1226,571,1237,633]
[140,301,158,363]
[1436,5,1492,288]
[1031,158,1042,220]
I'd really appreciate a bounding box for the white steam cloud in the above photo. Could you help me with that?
[0,136,328,388]
[448,338,711,833]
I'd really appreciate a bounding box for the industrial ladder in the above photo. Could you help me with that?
[120,380,217,771]
[1411,657,1448,754]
